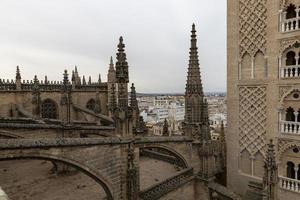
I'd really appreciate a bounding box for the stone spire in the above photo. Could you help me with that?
[116,36,129,83]
[63,70,69,85]
[184,24,205,124]
[16,66,21,80]
[186,23,203,96]
[16,66,22,90]
[108,56,116,83]
[71,70,75,82]
[88,76,92,85]
[44,76,48,84]
[32,75,40,115]
[162,118,169,136]
[116,36,129,109]
[130,83,138,109]
[98,74,101,84]
[263,139,278,200]
[82,75,86,85]
[183,24,210,142]
[62,70,70,92]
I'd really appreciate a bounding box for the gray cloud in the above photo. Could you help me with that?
[0,0,226,93]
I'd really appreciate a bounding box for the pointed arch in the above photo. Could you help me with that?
[41,99,58,119]
[241,53,252,80]
[254,51,265,79]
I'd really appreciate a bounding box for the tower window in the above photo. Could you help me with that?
[286,51,296,66]
[286,4,297,19]
[41,99,58,119]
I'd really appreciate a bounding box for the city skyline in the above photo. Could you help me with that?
[0,0,226,93]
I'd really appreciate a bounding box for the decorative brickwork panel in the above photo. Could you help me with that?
[239,0,267,57]
[239,86,267,156]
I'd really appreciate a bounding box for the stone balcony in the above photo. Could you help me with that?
[280,65,300,78]
[280,176,300,193]
[280,120,300,135]
[281,8,300,33]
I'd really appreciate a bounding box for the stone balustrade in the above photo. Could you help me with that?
[281,8,300,33]
[282,17,300,32]
[280,120,300,135]
[280,176,300,193]
[139,167,193,200]
[280,65,300,78]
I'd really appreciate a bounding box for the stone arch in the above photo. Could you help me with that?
[0,153,114,200]
[41,98,58,119]
[86,98,96,111]
[286,51,296,66]
[254,50,265,79]
[279,39,300,55]
[241,53,252,80]
[240,149,251,175]
[280,88,300,105]
[139,144,189,169]
[286,3,297,19]
[278,142,300,158]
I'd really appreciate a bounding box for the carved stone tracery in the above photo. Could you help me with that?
[279,38,300,55]
[239,86,267,156]
[239,0,267,58]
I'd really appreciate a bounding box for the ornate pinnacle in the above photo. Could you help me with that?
[98,74,101,84]
[186,23,203,96]
[82,75,86,85]
[116,36,129,83]
[33,75,39,84]
[162,118,169,136]
[130,83,137,109]
[88,76,91,85]
[263,139,278,199]
[45,76,48,84]
[16,66,21,80]
[71,70,75,82]
[75,66,78,74]
[63,70,69,85]
[110,56,114,69]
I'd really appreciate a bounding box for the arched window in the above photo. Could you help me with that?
[41,99,57,119]
[286,51,296,66]
[287,161,295,179]
[86,99,96,111]
[286,107,295,122]
[286,4,297,19]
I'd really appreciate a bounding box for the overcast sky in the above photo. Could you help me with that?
[0,0,226,93]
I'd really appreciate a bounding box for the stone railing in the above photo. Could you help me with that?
[280,120,300,135]
[279,176,300,193]
[139,167,193,200]
[282,16,300,32]
[0,81,106,91]
[280,65,300,78]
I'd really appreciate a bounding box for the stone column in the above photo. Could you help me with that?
[294,166,299,180]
